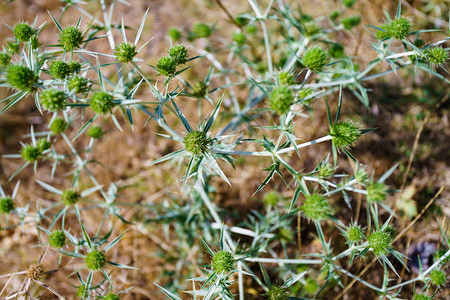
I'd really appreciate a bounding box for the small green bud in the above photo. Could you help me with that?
[387,17,411,40]
[50,118,67,134]
[345,224,364,243]
[87,126,103,139]
[6,65,37,92]
[168,27,181,41]
[366,181,387,203]
[193,23,211,38]
[212,250,234,273]
[330,11,340,21]
[413,294,432,300]
[328,121,361,149]
[85,249,106,271]
[21,144,41,162]
[329,43,344,58]
[375,23,391,40]
[0,52,12,67]
[40,88,66,112]
[60,26,83,51]
[115,42,137,63]
[278,71,295,85]
[299,87,314,99]
[233,32,246,46]
[0,197,14,214]
[368,228,393,256]
[263,191,279,206]
[68,76,89,94]
[76,285,87,298]
[7,41,19,54]
[157,56,177,77]
[269,85,294,114]
[317,162,337,179]
[91,91,114,115]
[267,286,288,300]
[246,24,257,34]
[184,131,210,156]
[305,23,321,37]
[341,16,361,30]
[168,44,189,65]
[105,294,120,300]
[49,60,71,79]
[61,189,80,206]
[301,193,331,221]
[192,81,207,97]
[235,14,250,26]
[68,61,81,73]
[342,0,356,8]
[14,23,34,42]
[425,47,448,65]
[354,166,368,184]
[302,47,328,71]
[413,39,425,48]
[30,35,41,49]
[429,269,446,286]
[37,138,51,152]
[49,230,66,248]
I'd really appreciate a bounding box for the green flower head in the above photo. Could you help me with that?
[14,22,34,41]
[69,61,81,73]
[278,71,295,85]
[387,17,411,40]
[68,76,89,94]
[192,81,207,97]
[233,32,246,46]
[115,42,137,63]
[212,250,234,273]
[21,144,41,162]
[302,46,328,71]
[0,197,15,214]
[61,189,80,206]
[366,181,387,203]
[50,117,67,135]
[49,230,66,248]
[6,65,37,92]
[37,138,51,152]
[87,126,103,139]
[267,286,288,300]
[425,47,448,65]
[0,52,12,67]
[184,131,210,156]
[7,41,19,54]
[317,162,337,179]
[301,193,331,221]
[376,23,391,40]
[368,228,394,256]
[30,35,41,49]
[263,191,279,206]
[60,26,83,51]
[85,249,106,271]
[269,85,294,114]
[49,60,71,79]
[329,43,344,58]
[341,16,361,30]
[40,88,66,112]
[345,224,365,244]
[328,121,361,149]
[168,27,181,41]
[91,91,114,115]
[342,0,356,8]
[168,44,189,65]
[157,56,177,77]
[193,23,211,38]
[429,269,446,286]
[413,294,432,300]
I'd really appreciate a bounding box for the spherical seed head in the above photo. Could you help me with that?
[88,126,103,139]
[14,23,34,41]
[233,32,246,46]
[342,0,356,8]
[302,47,328,71]
[68,76,89,94]
[91,91,114,114]
[61,189,80,206]
[6,65,37,92]
[26,263,44,280]
[40,88,66,112]
[329,44,344,58]
[157,56,177,77]
[21,144,41,162]
[168,44,189,65]
[413,294,432,300]
[50,117,67,134]
[37,138,51,152]
[366,182,387,203]
[425,47,448,65]
[0,197,14,214]
[184,131,209,156]
[267,286,288,300]
[345,225,364,243]
[49,60,71,79]
[85,249,106,271]
[0,52,11,67]
[49,230,66,248]
[193,23,211,38]
[278,71,295,85]
[328,121,361,149]
[376,24,391,40]
[69,61,81,73]
[301,193,331,221]
[368,229,393,256]
[269,85,294,114]
[105,294,120,300]
[341,16,361,30]
[192,81,207,97]
[263,191,279,206]
[115,42,137,63]
[212,251,234,273]
[168,27,181,41]
[60,26,83,51]
[429,269,446,286]
[387,17,411,40]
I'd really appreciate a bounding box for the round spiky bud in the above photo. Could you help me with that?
[40,88,66,112]
[345,224,364,244]
[37,138,51,152]
[233,32,246,46]
[49,230,66,248]
[425,47,448,65]
[354,166,368,184]
[263,191,279,206]
[0,52,11,67]
[278,71,295,85]
[429,269,446,286]
[387,17,411,40]
[91,91,114,114]
[375,23,391,40]
[246,24,257,34]
[88,126,103,139]
[212,250,234,273]
[342,0,356,8]
[68,76,89,94]
[168,44,189,65]
[49,60,70,79]
[7,41,19,54]
[317,162,337,179]
[269,85,294,114]
[302,47,328,71]
[26,263,44,280]
[413,294,432,300]
[366,182,387,203]
[328,121,361,149]
[0,197,14,214]
[6,65,37,92]
[115,42,137,63]
[30,35,41,49]
[50,117,67,134]
[301,193,331,221]
[184,131,210,156]
[168,27,181,41]
[368,228,393,256]
[267,286,288,300]
[192,81,207,97]
[85,249,106,271]
[69,61,81,73]
[105,294,120,300]
[60,26,83,51]
[14,22,34,41]
[61,189,80,206]
[157,56,177,77]
[329,43,344,58]
[193,23,211,38]
[299,87,314,99]
[341,16,361,29]
[21,144,41,162]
